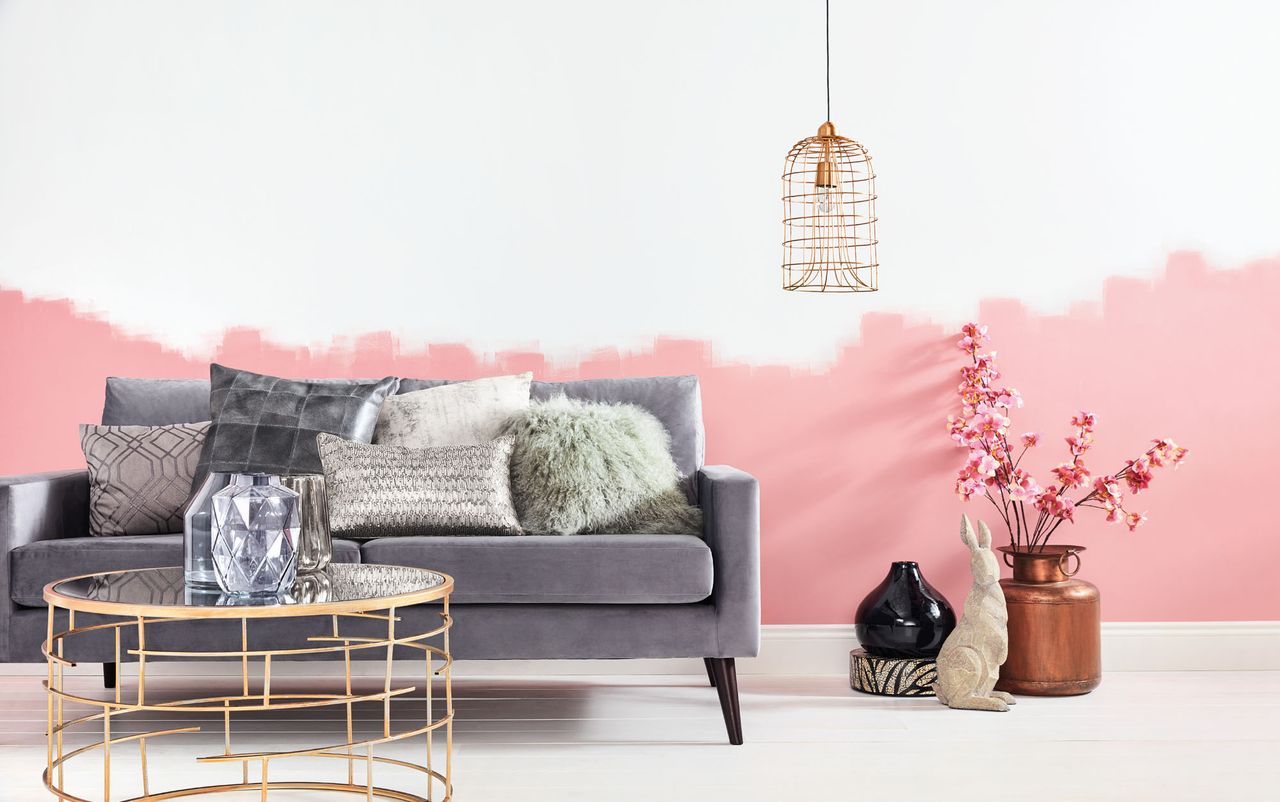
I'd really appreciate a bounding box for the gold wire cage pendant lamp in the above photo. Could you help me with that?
[782,0,878,292]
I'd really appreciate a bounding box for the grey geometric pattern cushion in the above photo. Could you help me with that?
[80,422,210,536]
[193,365,399,490]
[318,433,522,538]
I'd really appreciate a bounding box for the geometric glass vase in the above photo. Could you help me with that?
[211,473,300,596]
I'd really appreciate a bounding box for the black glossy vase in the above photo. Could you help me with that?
[855,561,956,659]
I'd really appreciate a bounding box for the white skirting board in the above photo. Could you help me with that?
[2,621,1277,678]
[742,621,1280,675]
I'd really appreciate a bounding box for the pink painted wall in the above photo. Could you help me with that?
[2,252,1277,622]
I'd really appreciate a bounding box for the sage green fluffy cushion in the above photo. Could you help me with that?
[505,396,702,535]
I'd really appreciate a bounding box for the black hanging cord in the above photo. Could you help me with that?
[825,0,830,121]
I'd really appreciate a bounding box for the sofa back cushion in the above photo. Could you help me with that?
[103,374,705,480]
[103,378,211,425]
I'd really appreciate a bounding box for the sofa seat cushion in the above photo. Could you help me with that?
[9,535,362,607]
[360,534,712,604]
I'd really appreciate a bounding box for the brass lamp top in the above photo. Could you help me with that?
[815,160,839,189]
[815,121,840,188]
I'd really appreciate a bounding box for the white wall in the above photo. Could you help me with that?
[1,0,1277,363]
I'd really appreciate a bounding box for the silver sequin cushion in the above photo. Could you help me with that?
[317,433,522,537]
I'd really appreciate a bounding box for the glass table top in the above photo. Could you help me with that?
[48,564,450,617]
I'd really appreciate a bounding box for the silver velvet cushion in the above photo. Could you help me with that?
[318,433,522,538]
[80,422,210,536]
[374,372,532,448]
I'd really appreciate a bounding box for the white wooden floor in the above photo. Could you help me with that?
[0,670,1276,802]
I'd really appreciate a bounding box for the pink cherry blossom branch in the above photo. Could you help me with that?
[949,323,1187,552]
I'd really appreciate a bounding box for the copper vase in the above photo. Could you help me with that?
[995,545,1101,696]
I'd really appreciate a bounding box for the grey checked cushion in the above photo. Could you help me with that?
[80,422,210,536]
[193,365,399,490]
[317,433,522,537]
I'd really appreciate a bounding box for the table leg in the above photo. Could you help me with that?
[263,654,272,707]
[136,616,146,706]
[114,626,121,706]
[241,617,249,785]
[103,707,111,801]
[426,636,434,802]
[45,604,54,790]
[334,613,354,786]
[59,610,71,790]
[444,598,453,796]
[139,736,150,797]
[385,606,396,739]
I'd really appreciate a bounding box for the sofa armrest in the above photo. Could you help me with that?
[1,470,89,659]
[698,465,760,657]
[0,470,88,552]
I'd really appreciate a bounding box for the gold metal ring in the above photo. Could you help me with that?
[1058,549,1082,578]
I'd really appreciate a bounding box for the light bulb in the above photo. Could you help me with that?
[815,159,838,215]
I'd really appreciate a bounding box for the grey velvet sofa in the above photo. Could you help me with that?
[0,375,760,743]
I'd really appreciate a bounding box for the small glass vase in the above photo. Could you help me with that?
[211,473,300,596]
[279,474,333,574]
[184,472,235,589]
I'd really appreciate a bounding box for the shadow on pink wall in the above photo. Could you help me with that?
[3,252,1278,623]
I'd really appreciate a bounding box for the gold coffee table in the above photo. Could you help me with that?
[42,564,454,801]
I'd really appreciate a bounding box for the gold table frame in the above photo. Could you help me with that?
[42,566,455,802]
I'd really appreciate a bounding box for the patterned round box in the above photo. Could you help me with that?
[849,648,938,697]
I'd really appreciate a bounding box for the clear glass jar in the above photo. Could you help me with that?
[211,473,300,595]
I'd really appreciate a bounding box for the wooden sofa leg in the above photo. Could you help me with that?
[703,657,717,687]
[103,662,116,690]
[706,658,743,745]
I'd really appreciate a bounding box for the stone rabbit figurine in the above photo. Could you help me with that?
[933,515,1017,712]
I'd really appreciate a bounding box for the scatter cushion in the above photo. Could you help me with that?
[505,397,703,535]
[530,376,705,488]
[318,434,522,537]
[193,365,398,490]
[374,372,532,448]
[80,422,210,536]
